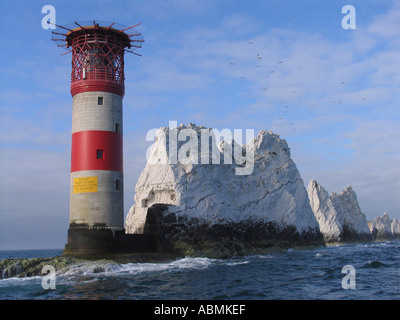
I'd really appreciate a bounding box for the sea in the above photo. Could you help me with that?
[0,241,399,301]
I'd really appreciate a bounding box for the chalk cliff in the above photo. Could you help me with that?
[307,180,342,242]
[125,124,323,257]
[369,212,400,240]
[307,180,371,243]
[392,218,400,239]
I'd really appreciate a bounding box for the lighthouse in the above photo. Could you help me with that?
[51,21,144,255]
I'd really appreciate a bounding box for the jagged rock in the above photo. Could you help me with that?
[307,180,371,243]
[369,212,398,240]
[307,180,342,242]
[125,124,323,257]
[391,218,400,239]
[0,254,180,279]
[330,185,372,240]
[0,256,81,279]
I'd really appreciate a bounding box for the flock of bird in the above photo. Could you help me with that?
[223,42,396,157]
[227,46,370,128]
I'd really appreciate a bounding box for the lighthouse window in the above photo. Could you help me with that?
[115,123,121,133]
[96,149,103,159]
[116,179,121,191]
[98,97,104,105]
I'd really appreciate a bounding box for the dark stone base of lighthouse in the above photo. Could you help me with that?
[63,226,173,256]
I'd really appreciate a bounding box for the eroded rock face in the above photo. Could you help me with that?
[392,218,400,239]
[0,256,80,279]
[143,204,322,257]
[307,180,342,243]
[369,212,400,240]
[307,180,371,243]
[125,124,323,256]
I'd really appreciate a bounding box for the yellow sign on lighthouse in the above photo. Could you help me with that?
[73,176,98,194]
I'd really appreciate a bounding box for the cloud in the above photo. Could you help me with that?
[0,94,71,149]
[367,2,400,41]
[133,57,209,92]
[1,1,400,250]
[162,9,400,220]
[0,147,70,249]
[132,0,216,23]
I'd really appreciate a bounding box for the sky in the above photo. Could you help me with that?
[0,0,399,250]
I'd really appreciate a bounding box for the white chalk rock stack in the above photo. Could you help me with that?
[307,180,371,243]
[125,124,323,256]
[307,180,342,242]
[369,212,400,240]
[391,218,400,239]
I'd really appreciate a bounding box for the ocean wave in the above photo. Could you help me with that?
[226,261,250,266]
[245,254,275,259]
[57,255,262,278]
[363,261,388,268]
[121,257,216,275]
[60,261,121,276]
[58,257,216,278]
[1,241,399,299]
[0,275,42,287]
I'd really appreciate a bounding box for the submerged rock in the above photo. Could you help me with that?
[125,124,323,257]
[0,253,180,279]
[0,256,81,279]
[307,180,371,243]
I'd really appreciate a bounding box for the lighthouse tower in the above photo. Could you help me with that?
[52,21,144,255]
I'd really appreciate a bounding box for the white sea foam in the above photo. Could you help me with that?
[226,261,249,266]
[245,254,275,259]
[0,275,42,287]
[60,261,121,276]
[58,257,216,278]
[120,257,216,275]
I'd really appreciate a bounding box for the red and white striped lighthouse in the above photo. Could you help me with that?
[52,21,144,254]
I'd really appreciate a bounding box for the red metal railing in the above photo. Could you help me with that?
[70,30,125,85]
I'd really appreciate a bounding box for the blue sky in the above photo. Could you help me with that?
[0,0,399,250]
